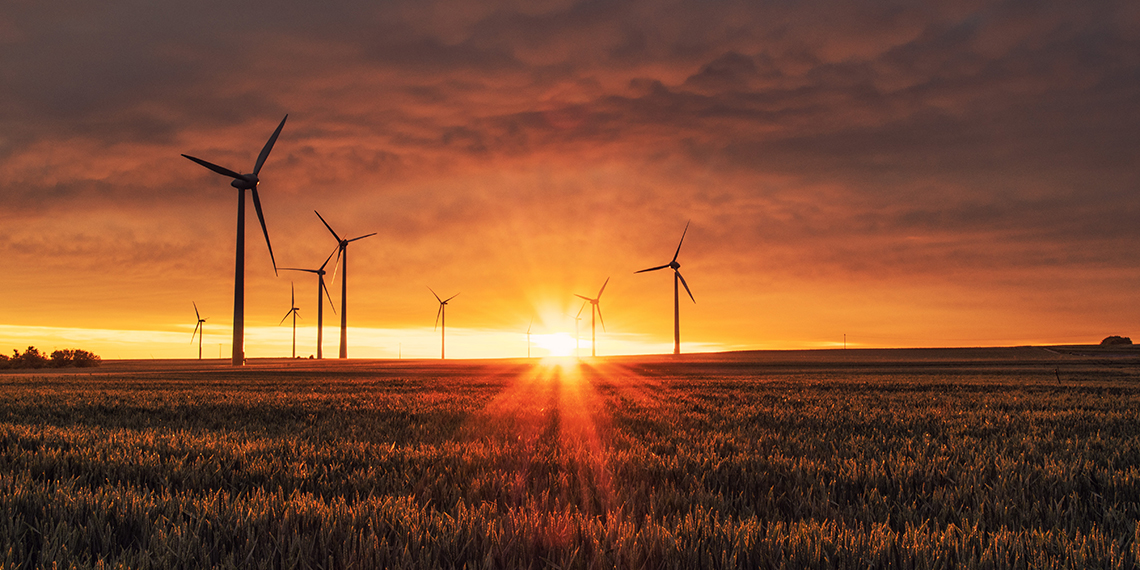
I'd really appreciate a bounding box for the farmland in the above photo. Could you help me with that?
[0,347,1137,569]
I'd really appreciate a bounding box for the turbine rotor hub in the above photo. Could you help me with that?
[230,174,258,190]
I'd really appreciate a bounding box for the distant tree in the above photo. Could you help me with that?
[1100,335,1133,346]
[2,347,99,369]
[50,349,102,368]
[13,346,47,369]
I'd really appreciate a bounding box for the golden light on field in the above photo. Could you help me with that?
[467,359,614,520]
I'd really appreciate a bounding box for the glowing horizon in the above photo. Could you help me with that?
[0,321,1111,362]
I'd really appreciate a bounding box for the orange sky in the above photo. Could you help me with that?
[2,1,1140,359]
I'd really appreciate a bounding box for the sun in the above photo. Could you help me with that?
[534,332,577,357]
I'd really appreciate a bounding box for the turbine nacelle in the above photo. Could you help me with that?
[230,175,258,190]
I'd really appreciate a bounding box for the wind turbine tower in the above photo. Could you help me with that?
[281,248,337,358]
[430,287,459,359]
[280,283,301,358]
[182,115,287,366]
[191,302,207,360]
[574,309,583,358]
[574,277,609,357]
[636,221,695,355]
[315,211,377,359]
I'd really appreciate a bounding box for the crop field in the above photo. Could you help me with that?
[0,347,1138,569]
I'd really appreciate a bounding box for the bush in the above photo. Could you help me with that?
[2,347,100,369]
[1100,335,1132,346]
[12,347,47,369]
[50,349,101,368]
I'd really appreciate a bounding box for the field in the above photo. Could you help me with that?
[0,347,1138,569]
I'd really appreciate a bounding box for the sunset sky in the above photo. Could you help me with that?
[2,0,1139,359]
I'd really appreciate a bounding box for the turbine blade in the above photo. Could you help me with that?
[322,279,337,315]
[597,304,606,332]
[677,270,695,303]
[251,188,277,275]
[279,310,292,325]
[182,154,243,179]
[319,246,338,271]
[635,264,670,273]
[191,321,201,343]
[254,115,288,175]
[428,286,442,303]
[577,301,587,318]
[314,210,342,242]
[193,301,200,321]
[597,276,610,299]
[347,232,377,243]
[434,304,443,331]
[444,293,459,303]
[672,220,690,263]
[280,268,319,274]
[328,247,342,286]
[291,282,295,306]
[574,294,592,301]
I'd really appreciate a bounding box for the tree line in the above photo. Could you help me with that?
[0,347,101,369]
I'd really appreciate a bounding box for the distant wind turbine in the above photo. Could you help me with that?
[281,247,338,359]
[279,283,301,358]
[575,277,609,357]
[636,220,695,355]
[182,115,287,366]
[574,307,583,358]
[316,211,377,359]
[429,287,459,359]
[191,302,207,360]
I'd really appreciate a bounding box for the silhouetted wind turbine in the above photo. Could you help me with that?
[182,115,286,366]
[430,287,459,359]
[280,283,301,358]
[316,211,377,359]
[281,248,338,359]
[636,220,695,355]
[575,277,609,357]
[191,302,207,360]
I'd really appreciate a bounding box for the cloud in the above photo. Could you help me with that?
[3,0,1140,350]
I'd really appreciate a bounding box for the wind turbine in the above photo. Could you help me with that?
[429,287,459,359]
[636,220,695,355]
[182,115,287,366]
[574,307,583,358]
[279,283,301,358]
[281,247,337,359]
[315,211,377,359]
[574,277,609,357]
[191,302,207,360]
